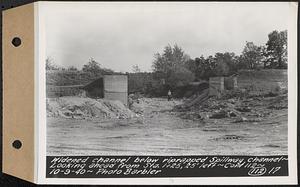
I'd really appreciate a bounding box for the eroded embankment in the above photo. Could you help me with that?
[174,88,288,124]
[47,97,137,119]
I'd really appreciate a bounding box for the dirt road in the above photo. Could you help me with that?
[47,98,287,156]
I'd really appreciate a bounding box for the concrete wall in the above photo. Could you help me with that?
[83,78,104,98]
[224,76,238,90]
[104,75,128,106]
[209,77,224,97]
[46,75,129,106]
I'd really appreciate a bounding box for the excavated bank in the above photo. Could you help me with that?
[46,97,137,119]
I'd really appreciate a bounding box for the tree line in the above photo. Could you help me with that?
[129,30,287,97]
[46,30,287,97]
[46,57,114,77]
[152,30,287,85]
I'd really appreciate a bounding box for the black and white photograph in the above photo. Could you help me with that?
[45,2,291,157]
[1,1,297,185]
[36,1,299,184]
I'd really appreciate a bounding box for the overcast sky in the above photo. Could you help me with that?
[43,2,290,72]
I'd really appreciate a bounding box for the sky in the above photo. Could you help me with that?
[43,2,290,72]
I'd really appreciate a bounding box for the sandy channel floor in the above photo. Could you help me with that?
[47,98,287,156]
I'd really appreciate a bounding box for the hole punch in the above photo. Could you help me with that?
[12,37,22,47]
[12,140,22,149]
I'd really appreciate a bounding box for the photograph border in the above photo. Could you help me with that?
[34,1,298,185]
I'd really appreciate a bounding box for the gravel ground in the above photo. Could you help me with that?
[47,97,287,156]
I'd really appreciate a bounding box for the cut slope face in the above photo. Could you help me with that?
[47,97,136,119]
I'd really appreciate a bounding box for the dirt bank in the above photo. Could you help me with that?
[47,97,137,119]
[174,88,288,124]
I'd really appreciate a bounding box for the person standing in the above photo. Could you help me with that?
[128,94,134,109]
[167,90,172,101]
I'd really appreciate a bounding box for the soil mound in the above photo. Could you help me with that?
[47,97,136,119]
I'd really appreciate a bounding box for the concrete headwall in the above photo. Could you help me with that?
[104,75,128,106]
[209,77,224,97]
[224,76,238,90]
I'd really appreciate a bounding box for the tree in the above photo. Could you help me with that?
[68,66,78,71]
[167,67,195,87]
[132,64,141,73]
[152,44,194,88]
[152,44,190,73]
[214,52,238,75]
[240,42,263,69]
[82,58,115,76]
[185,56,214,80]
[82,58,103,75]
[264,30,287,69]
